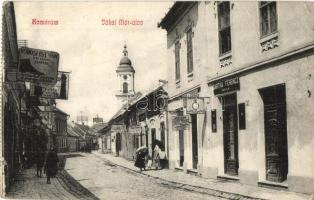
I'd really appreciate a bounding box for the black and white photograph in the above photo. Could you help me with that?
[1,1,314,199]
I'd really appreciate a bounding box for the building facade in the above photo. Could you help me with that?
[53,108,68,152]
[159,1,314,194]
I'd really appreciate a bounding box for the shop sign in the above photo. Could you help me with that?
[30,72,69,99]
[214,76,240,95]
[172,115,189,130]
[111,124,126,132]
[18,47,59,85]
[185,97,206,114]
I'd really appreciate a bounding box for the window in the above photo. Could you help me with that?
[218,2,231,55]
[260,2,277,37]
[186,29,193,74]
[123,82,128,94]
[160,122,165,147]
[175,41,180,81]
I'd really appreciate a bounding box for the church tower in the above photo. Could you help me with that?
[116,45,135,98]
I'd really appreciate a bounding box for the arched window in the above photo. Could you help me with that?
[123,82,128,94]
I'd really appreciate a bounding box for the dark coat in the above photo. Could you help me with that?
[36,152,45,168]
[134,152,146,169]
[45,151,59,177]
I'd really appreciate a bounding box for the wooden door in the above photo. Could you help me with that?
[191,114,198,169]
[116,132,121,156]
[151,128,156,155]
[179,129,184,167]
[223,93,239,175]
[260,84,288,182]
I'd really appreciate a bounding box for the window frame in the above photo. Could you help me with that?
[217,1,232,56]
[186,28,194,75]
[259,1,278,38]
[174,41,181,82]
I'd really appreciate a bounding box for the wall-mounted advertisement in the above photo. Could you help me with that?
[18,47,59,85]
[30,71,69,99]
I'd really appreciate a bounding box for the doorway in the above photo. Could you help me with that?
[151,128,156,155]
[222,93,239,175]
[191,114,198,169]
[115,132,121,156]
[259,84,288,182]
[179,129,184,167]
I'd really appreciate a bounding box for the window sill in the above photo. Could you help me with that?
[219,51,232,60]
[217,174,240,181]
[187,72,193,77]
[175,80,181,84]
[219,53,232,68]
[260,31,279,52]
[260,31,279,44]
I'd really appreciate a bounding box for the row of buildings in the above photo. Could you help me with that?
[1,2,96,194]
[99,1,314,195]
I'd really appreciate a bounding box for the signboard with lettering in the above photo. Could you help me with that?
[30,72,69,99]
[214,76,240,95]
[185,97,207,114]
[111,125,126,133]
[18,47,59,85]
[172,115,190,130]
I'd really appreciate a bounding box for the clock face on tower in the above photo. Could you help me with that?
[123,75,128,80]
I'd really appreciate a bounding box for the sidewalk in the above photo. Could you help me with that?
[5,167,80,200]
[93,151,311,200]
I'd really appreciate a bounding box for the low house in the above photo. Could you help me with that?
[52,107,69,153]
[90,122,109,150]
[108,85,168,162]
[66,124,80,152]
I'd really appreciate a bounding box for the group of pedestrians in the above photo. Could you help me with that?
[134,140,167,172]
[34,147,59,184]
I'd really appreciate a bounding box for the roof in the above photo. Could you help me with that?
[67,124,81,138]
[75,123,97,136]
[158,2,197,31]
[109,84,168,124]
[90,122,109,133]
[53,107,69,116]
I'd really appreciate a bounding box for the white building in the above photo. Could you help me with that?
[159,1,314,194]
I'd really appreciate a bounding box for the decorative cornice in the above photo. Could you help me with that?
[207,42,314,85]
[261,37,279,52]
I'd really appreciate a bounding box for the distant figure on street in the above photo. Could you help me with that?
[45,148,59,184]
[35,151,45,177]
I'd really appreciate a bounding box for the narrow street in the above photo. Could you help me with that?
[63,153,223,200]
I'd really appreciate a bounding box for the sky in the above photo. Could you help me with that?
[14,1,173,124]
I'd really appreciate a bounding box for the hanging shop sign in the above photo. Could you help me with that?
[30,71,69,99]
[185,97,206,114]
[111,124,126,133]
[214,76,240,95]
[18,47,59,85]
[172,115,189,130]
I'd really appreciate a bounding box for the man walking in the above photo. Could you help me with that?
[45,147,59,184]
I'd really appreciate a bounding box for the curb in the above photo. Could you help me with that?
[93,153,266,200]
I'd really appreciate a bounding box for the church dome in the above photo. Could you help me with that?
[119,56,132,65]
[117,45,135,73]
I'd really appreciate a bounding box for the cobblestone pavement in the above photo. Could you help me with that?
[6,167,81,200]
[92,152,311,200]
[5,152,311,200]
[6,154,99,200]
[65,153,224,200]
